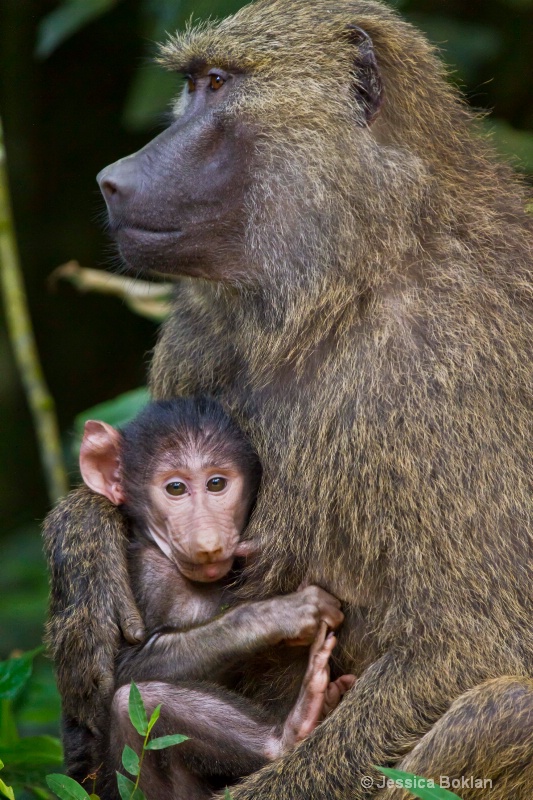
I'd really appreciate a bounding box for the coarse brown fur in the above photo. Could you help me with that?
[44,488,136,781]
[44,0,533,797]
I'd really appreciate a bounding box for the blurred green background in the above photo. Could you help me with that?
[0,0,532,765]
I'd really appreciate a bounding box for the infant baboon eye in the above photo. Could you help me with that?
[185,75,196,93]
[209,73,225,91]
[166,481,186,496]
[206,477,227,492]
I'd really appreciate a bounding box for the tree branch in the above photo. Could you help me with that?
[0,116,68,504]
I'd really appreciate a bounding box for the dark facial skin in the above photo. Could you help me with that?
[97,69,249,279]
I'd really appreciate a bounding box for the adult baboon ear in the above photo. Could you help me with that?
[347,25,384,125]
[79,420,125,506]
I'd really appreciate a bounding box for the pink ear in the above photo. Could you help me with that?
[79,420,126,505]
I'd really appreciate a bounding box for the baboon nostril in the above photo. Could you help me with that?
[101,179,118,198]
[97,165,127,204]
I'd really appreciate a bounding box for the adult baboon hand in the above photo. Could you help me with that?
[269,584,344,647]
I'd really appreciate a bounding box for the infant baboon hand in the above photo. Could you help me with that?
[233,539,260,561]
[281,584,344,646]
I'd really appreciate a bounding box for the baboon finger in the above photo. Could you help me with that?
[308,620,329,657]
[233,539,260,559]
[319,605,344,630]
[119,610,146,644]
[333,675,357,694]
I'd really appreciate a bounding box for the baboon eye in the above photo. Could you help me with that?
[166,481,186,496]
[185,75,196,93]
[209,73,226,91]
[206,477,227,492]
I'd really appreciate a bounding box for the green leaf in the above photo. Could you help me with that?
[146,705,161,735]
[72,389,150,462]
[88,795,100,800]
[0,648,43,701]
[375,768,463,799]
[46,774,91,800]
[223,790,233,800]
[122,67,179,132]
[16,667,62,727]
[0,778,14,800]
[406,15,501,83]
[128,682,148,737]
[73,388,150,459]
[36,0,120,59]
[116,773,145,800]
[145,734,188,750]
[30,788,57,800]
[0,701,18,748]
[0,735,63,767]
[121,745,140,777]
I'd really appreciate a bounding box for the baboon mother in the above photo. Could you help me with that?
[45,0,533,798]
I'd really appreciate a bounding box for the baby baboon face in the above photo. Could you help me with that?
[145,448,251,583]
[79,399,261,584]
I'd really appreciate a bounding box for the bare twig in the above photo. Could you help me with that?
[49,261,173,322]
[0,117,68,504]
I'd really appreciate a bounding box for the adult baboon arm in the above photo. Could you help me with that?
[43,486,145,728]
[225,648,476,800]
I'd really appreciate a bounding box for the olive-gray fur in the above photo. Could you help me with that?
[44,0,533,797]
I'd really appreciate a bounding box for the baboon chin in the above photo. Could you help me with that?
[45,0,533,798]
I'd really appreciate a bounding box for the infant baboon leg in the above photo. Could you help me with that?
[280,622,356,753]
[375,677,533,800]
[109,682,280,800]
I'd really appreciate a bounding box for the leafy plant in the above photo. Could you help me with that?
[0,761,15,800]
[35,0,247,131]
[117,681,187,800]
[74,388,150,437]
[36,0,123,60]
[376,767,463,800]
[46,774,96,800]
[0,649,62,797]
[47,682,187,800]
[71,388,150,461]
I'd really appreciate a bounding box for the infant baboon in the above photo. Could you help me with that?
[79,398,355,799]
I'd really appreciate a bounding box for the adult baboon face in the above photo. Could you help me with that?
[98,70,250,280]
[97,5,385,287]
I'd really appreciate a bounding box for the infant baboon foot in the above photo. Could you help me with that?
[280,621,356,753]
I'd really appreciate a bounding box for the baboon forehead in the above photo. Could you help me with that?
[158,0,410,77]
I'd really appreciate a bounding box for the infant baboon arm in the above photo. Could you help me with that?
[115,585,344,686]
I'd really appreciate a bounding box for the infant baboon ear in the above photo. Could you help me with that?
[79,420,125,506]
[347,25,384,125]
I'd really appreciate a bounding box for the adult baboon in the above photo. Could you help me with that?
[44,0,533,798]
